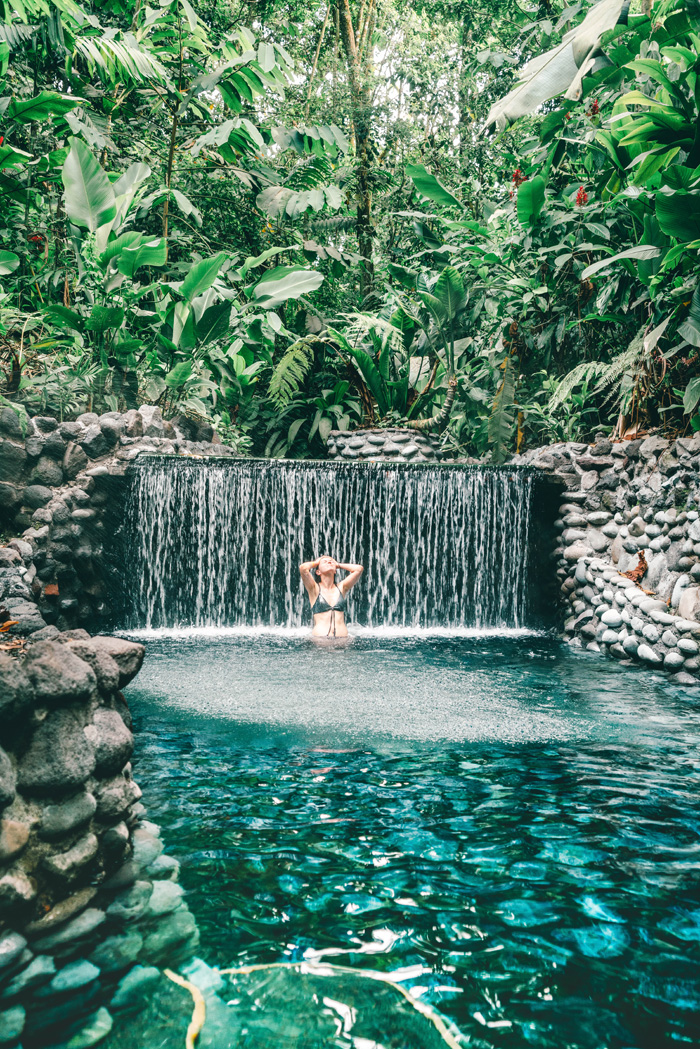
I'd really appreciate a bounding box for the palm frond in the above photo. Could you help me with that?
[0,21,36,48]
[73,34,169,86]
[268,338,315,408]
[548,360,606,410]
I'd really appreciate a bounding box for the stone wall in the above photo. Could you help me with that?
[328,427,442,462]
[0,406,235,637]
[512,433,700,686]
[0,632,198,1047]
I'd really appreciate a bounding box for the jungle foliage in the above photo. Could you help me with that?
[1,0,700,458]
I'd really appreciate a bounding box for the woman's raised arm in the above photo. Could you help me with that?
[299,558,320,596]
[337,562,364,593]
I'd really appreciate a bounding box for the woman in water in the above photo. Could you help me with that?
[299,555,364,638]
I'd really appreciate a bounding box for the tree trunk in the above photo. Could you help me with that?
[338,0,374,296]
[405,377,458,432]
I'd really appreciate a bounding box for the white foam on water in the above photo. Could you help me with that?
[120,624,543,641]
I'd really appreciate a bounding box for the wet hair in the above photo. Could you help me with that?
[313,555,336,583]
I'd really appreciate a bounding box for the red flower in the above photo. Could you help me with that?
[589,98,600,116]
[576,186,588,206]
[509,167,527,198]
[29,234,44,244]
[0,135,4,146]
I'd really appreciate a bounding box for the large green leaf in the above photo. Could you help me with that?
[62,138,116,233]
[485,0,627,129]
[0,250,20,275]
[655,190,700,241]
[406,163,462,210]
[433,266,465,320]
[679,285,700,349]
[7,91,80,124]
[581,244,662,279]
[517,176,546,227]
[180,252,227,302]
[252,265,324,308]
[117,238,167,278]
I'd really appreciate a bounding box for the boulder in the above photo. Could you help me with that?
[42,431,66,460]
[17,708,96,796]
[65,640,120,693]
[41,832,99,884]
[0,932,27,971]
[30,456,63,486]
[23,887,96,938]
[0,653,34,720]
[0,819,29,863]
[678,586,700,622]
[23,484,53,509]
[0,439,27,481]
[85,708,133,776]
[0,748,16,810]
[22,640,96,703]
[138,405,164,436]
[30,906,105,953]
[0,407,24,439]
[63,441,89,480]
[122,410,143,438]
[79,424,108,459]
[39,792,97,840]
[0,869,36,914]
[94,774,141,821]
[89,636,144,688]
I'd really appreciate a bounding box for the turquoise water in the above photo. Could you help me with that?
[124,631,700,1047]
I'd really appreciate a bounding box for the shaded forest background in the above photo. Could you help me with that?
[2,0,700,458]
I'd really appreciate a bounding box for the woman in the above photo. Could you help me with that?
[299,555,364,638]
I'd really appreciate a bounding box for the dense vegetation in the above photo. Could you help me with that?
[1,0,700,458]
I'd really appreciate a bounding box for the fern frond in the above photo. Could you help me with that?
[340,313,403,356]
[307,214,356,232]
[593,327,646,402]
[548,360,606,410]
[268,338,315,408]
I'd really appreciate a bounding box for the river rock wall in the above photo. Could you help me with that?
[512,433,700,686]
[0,406,235,637]
[0,632,198,1047]
[327,427,442,462]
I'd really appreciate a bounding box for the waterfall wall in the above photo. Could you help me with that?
[124,459,536,631]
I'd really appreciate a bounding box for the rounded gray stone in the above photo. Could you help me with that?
[601,609,622,628]
[664,651,685,670]
[637,643,662,665]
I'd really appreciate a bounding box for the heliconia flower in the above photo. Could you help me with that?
[509,167,527,198]
[590,99,600,116]
[576,186,588,206]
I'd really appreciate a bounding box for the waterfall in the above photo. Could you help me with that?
[123,459,535,631]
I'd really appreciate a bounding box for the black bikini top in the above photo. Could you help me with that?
[312,584,347,615]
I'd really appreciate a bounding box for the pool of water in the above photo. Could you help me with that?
[123,631,700,1047]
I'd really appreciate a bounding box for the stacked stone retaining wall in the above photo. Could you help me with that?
[0,632,198,1047]
[328,427,442,462]
[0,405,235,637]
[512,433,700,685]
